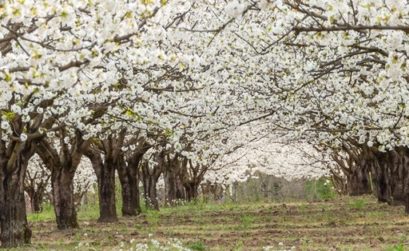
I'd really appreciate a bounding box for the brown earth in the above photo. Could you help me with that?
[15,196,409,250]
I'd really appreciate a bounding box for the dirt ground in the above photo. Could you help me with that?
[13,196,409,250]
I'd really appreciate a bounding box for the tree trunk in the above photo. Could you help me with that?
[0,190,32,248]
[117,140,150,216]
[184,182,199,201]
[376,168,390,203]
[371,151,394,204]
[118,162,140,216]
[142,175,159,210]
[347,167,371,196]
[97,159,117,222]
[25,188,43,213]
[164,156,188,205]
[0,149,33,247]
[51,167,78,229]
[164,169,186,205]
[164,169,176,205]
[25,178,48,213]
[86,149,118,222]
[31,191,43,213]
[35,132,91,230]
[373,148,409,208]
[141,152,163,210]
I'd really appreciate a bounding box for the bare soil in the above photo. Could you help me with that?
[16,196,409,250]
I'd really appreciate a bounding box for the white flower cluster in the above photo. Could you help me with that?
[2,0,409,202]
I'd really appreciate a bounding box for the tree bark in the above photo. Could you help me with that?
[0,146,34,247]
[369,148,409,209]
[184,182,199,201]
[164,155,198,205]
[372,151,394,204]
[117,139,150,216]
[35,132,89,229]
[24,161,49,213]
[51,166,78,229]
[97,158,117,222]
[25,187,44,213]
[30,191,43,213]
[180,159,207,202]
[85,148,117,222]
[142,174,160,210]
[347,167,371,196]
[332,146,372,196]
[164,167,186,204]
[118,161,141,216]
[0,190,32,248]
[86,136,127,222]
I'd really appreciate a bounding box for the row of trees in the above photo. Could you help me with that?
[24,135,220,224]
[0,0,210,246]
[261,0,409,212]
[2,0,409,248]
[329,142,409,212]
[173,0,409,214]
[24,155,95,213]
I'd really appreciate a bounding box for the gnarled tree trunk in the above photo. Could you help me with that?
[51,166,78,229]
[85,147,118,222]
[118,159,141,216]
[97,158,117,222]
[25,185,45,213]
[0,145,34,247]
[371,150,394,204]
[90,134,137,222]
[24,160,50,213]
[181,159,207,202]
[117,139,150,216]
[0,188,32,248]
[29,190,43,213]
[36,132,89,229]
[331,145,372,196]
[347,167,371,196]
[184,182,199,201]
[369,147,409,210]
[164,157,186,205]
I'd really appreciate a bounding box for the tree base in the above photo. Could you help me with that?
[97,216,118,223]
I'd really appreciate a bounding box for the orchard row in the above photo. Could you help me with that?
[1,0,409,247]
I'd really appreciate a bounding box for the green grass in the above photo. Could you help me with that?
[188,241,207,251]
[28,202,101,223]
[305,178,337,201]
[77,202,100,220]
[386,243,405,251]
[27,203,54,222]
[146,209,160,226]
[348,198,367,210]
[238,215,254,230]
